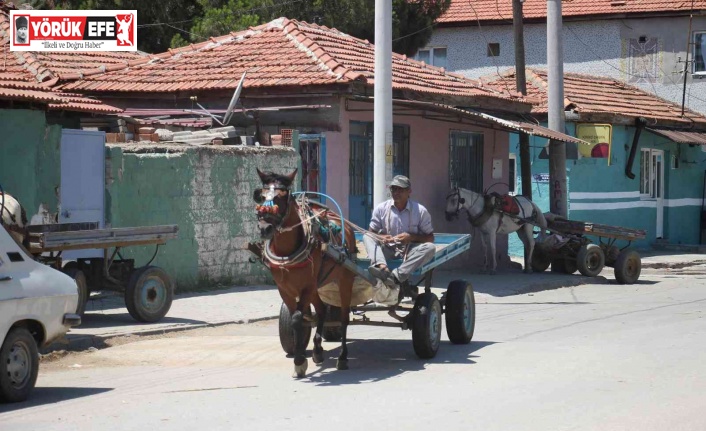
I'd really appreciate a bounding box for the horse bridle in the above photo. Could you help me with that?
[255,185,293,230]
[446,187,487,225]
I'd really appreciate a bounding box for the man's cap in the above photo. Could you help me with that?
[390,175,411,189]
[15,16,28,28]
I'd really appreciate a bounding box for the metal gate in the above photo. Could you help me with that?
[59,129,106,258]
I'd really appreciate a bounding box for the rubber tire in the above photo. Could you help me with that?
[576,244,606,277]
[614,248,642,284]
[444,280,475,344]
[278,302,312,355]
[125,266,174,323]
[322,305,342,342]
[412,292,442,359]
[531,250,551,272]
[63,263,88,317]
[0,328,39,403]
[552,258,577,274]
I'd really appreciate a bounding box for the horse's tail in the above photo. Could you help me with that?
[532,202,548,231]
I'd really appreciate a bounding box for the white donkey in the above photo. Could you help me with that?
[445,187,547,274]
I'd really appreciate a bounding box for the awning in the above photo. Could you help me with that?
[366,98,591,146]
[647,128,706,145]
[462,109,592,146]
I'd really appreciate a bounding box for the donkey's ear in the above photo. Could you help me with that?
[256,168,267,182]
[286,168,298,184]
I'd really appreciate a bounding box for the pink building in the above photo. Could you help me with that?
[64,18,580,269]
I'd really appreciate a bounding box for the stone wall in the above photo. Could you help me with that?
[106,143,298,291]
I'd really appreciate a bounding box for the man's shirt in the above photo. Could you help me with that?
[369,199,433,237]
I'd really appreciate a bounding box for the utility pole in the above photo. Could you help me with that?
[373,0,393,207]
[513,0,532,200]
[547,0,567,217]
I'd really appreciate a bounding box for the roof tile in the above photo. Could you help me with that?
[60,17,522,106]
[439,0,706,24]
[482,68,706,126]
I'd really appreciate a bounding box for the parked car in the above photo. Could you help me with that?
[0,225,81,403]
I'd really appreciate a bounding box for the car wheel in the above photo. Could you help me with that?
[0,327,39,403]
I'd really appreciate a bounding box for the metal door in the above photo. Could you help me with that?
[651,150,664,238]
[349,135,372,228]
[60,129,106,258]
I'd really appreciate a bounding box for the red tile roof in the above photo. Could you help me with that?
[0,11,152,84]
[439,0,706,24]
[0,38,122,113]
[481,68,706,127]
[62,18,524,107]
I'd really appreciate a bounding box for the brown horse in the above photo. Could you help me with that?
[254,168,356,378]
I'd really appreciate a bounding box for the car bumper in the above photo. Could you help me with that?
[63,313,81,327]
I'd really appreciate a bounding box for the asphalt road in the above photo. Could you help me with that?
[1,267,705,431]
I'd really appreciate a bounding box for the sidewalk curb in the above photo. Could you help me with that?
[641,259,706,270]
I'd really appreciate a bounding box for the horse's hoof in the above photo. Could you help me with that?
[292,359,308,378]
[312,349,324,365]
[524,268,533,274]
[489,270,497,276]
[336,359,349,370]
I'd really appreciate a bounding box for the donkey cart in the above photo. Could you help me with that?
[278,232,475,359]
[27,223,179,323]
[531,216,646,284]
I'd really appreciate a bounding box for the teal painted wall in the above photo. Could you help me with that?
[509,122,705,256]
[0,109,62,215]
[106,144,299,291]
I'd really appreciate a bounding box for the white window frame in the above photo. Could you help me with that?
[640,148,663,200]
[694,31,706,75]
[415,46,447,69]
[508,153,517,195]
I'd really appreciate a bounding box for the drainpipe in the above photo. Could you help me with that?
[625,117,647,179]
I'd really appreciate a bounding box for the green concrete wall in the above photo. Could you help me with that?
[0,109,61,215]
[509,122,706,255]
[106,144,299,291]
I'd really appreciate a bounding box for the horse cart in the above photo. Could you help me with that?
[278,232,475,359]
[27,223,179,323]
[531,215,646,284]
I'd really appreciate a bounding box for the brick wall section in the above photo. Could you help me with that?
[106,143,298,291]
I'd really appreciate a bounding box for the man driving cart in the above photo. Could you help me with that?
[363,175,436,289]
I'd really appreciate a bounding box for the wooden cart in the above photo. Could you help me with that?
[27,223,179,323]
[531,216,646,284]
[278,233,475,359]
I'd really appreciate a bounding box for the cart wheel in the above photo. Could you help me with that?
[552,258,577,274]
[444,280,475,344]
[0,327,39,403]
[278,302,312,355]
[63,263,88,317]
[322,305,342,342]
[576,244,605,277]
[412,292,442,359]
[614,248,641,284]
[125,266,174,323]
[531,250,551,272]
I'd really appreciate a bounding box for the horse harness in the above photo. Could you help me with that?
[450,188,538,229]
[260,193,349,284]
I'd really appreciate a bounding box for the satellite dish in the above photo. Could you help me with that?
[223,71,246,125]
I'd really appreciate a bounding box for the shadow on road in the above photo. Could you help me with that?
[303,339,496,386]
[0,387,113,413]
